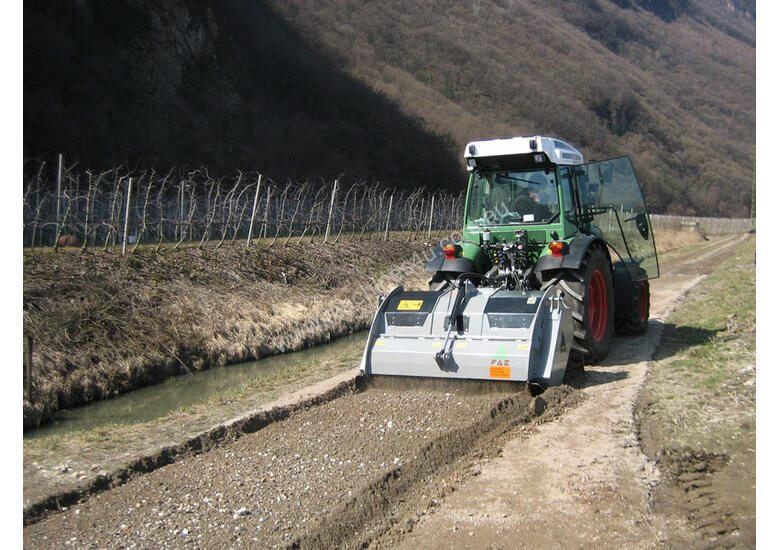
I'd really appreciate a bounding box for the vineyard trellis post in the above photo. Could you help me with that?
[122,177,133,255]
[324,178,338,243]
[384,193,393,241]
[247,174,262,249]
[179,179,185,241]
[427,195,435,239]
[55,153,63,243]
[81,171,94,252]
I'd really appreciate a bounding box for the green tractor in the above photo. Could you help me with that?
[360,136,659,387]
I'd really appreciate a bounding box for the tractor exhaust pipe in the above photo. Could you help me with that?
[528,379,547,397]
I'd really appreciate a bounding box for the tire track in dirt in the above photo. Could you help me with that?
[655,449,742,547]
[668,234,746,272]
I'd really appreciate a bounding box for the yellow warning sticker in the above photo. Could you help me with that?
[527,297,537,305]
[489,359,511,379]
[455,341,468,349]
[376,339,386,346]
[517,343,530,351]
[432,340,443,348]
[398,300,424,311]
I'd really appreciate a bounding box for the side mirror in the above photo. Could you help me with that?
[635,212,649,240]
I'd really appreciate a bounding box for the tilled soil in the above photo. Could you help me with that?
[23,382,575,549]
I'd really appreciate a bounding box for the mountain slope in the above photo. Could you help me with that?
[23,0,463,191]
[265,0,755,216]
[23,0,755,216]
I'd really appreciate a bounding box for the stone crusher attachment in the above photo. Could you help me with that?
[360,135,659,388]
[359,281,574,386]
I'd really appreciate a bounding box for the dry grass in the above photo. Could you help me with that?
[23,238,430,428]
[652,228,707,255]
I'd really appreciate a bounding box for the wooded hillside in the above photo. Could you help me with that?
[24,0,755,216]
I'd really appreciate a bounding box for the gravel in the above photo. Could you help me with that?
[24,386,525,549]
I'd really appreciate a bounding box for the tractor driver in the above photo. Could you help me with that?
[512,178,552,221]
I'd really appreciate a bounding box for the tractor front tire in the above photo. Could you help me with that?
[616,280,650,335]
[561,245,615,363]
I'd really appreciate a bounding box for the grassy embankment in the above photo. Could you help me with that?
[23,235,435,429]
[640,235,755,451]
[638,235,755,541]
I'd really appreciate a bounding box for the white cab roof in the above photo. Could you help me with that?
[463,135,584,170]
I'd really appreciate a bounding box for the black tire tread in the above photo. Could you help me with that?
[615,281,650,335]
[559,245,614,363]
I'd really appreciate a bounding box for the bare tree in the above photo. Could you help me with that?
[52,190,75,252]
[23,162,47,252]
[103,172,127,251]
[259,183,273,241]
[23,159,472,251]
[270,182,291,246]
[334,182,356,242]
[298,184,326,245]
[285,183,308,246]
[173,180,198,251]
[230,180,252,244]
[216,172,243,249]
[131,172,157,254]
[153,175,169,253]
[198,177,223,249]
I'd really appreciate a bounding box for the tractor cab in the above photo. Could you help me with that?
[461,136,658,285]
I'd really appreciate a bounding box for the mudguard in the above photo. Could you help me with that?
[534,235,604,275]
[426,242,479,274]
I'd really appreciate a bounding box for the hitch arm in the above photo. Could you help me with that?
[434,282,467,370]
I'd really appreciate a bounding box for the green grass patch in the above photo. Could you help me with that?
[642,235,755,452]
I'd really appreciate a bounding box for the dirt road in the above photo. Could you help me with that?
[22,234,751,549]
[391,233,752,550]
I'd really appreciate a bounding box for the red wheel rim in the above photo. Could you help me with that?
[589,270,608,342]
[637,281,649,323]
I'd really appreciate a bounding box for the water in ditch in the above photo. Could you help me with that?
[24,331,367,441]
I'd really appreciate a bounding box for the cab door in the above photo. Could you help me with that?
[575,156,659,282]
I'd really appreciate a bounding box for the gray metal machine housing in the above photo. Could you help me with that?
[359,283,573,386]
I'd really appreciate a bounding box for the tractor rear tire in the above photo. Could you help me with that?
[560,245,614,363]
[615,280,650,335]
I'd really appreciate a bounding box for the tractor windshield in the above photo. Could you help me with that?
[465,169,560,227]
